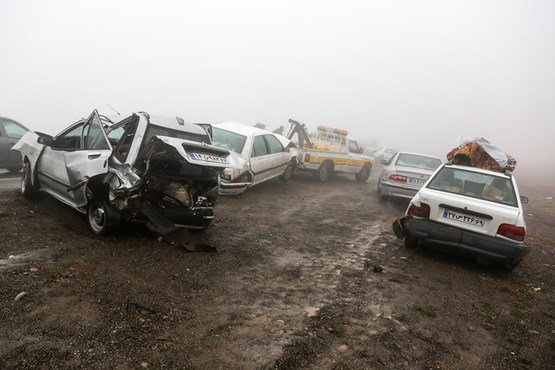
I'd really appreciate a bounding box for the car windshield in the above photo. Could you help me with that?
[212,127,247,154]
[395,153,442,170]
[427,167,518,206]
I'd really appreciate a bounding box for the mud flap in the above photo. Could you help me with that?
[392,217,409,239]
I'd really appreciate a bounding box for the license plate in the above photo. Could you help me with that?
[409,177,426,185]
[189,152,228,164]
[443,209,485,227]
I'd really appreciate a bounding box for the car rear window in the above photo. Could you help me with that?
[396,153,442,170]
[427,167,518,206]
[212,127,247,154]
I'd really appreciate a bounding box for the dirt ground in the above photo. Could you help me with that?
[1,168,554,369]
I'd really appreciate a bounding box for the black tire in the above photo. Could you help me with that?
[377,178,387,201]
[87,197,121,236]
[21,161,37,199]
[279,159,296,183]
[314,162,332,182]
[355,164,371,183]
[503,259,522,271]
[404,237,418,249]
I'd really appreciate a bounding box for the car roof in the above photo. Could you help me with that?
[147,115,207,135]
[112,113,208,136]
[395,151,442,160]
[213,122,271,136]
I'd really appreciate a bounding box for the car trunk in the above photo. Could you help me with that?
[109,135,233,232]
[420,187,521,237]
[393,166,435,190]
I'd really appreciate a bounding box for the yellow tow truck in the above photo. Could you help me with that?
[284,119,374,182]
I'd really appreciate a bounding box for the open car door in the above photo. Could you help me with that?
[37,110,112,208]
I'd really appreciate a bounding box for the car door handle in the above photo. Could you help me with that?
[88,153,101,159]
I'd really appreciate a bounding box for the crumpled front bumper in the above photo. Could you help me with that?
[392,216,530,265]
[218,180,250,195]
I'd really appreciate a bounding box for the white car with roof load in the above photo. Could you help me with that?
[211,122,298,195]
[393,163,530,270]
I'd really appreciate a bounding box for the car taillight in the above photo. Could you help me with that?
[389,174,407,182]
[497,224,526,242]
[304,153,311,163]
[406,202,430,218]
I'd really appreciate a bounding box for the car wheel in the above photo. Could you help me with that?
[377,179,387,201]
[404,237,418,249]
[21,162,37,199]
[315,162,332,182]
[279,159,296,183]
[238,172,252,183]
[503,259,522,271]
[88,197,121,236]
[355,164,371,183]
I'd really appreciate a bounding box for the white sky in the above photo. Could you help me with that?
[1,0,554,174]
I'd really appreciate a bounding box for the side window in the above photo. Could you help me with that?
[114,120,138,161]
[84,113,110,150]
[264,135,284,154]
[52,122,85,150]
[348,140,359,153]
[4,121,27,139]
[251,135,268,158]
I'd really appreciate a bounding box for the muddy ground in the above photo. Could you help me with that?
[1,169,554,369]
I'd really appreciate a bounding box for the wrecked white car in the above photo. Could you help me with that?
[13,110,233,235]
[211,122,298,195]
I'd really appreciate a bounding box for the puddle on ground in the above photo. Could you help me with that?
[0,249,51,271]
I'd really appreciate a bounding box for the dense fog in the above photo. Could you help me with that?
[1,0,553,180]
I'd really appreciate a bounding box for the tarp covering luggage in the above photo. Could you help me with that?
[447,137,517,172]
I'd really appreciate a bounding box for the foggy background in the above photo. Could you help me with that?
[1,0,554,180]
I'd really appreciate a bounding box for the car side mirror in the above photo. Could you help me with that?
[520,195,529,204]
[358,148,364,154]
[37,134,53,146]
[380,159,387,165]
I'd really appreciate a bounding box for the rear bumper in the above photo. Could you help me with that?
[394,217,530,265]
[380,182,419,199]
[158,207,214,229]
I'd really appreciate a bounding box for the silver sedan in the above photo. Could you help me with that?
[377,151,442,200]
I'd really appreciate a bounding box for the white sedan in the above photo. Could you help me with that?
[393,163,530,270]
[212,122,298,195]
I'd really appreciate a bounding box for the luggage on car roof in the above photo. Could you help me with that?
[447,137,516,173]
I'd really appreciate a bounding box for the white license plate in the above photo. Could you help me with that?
[189,152,228,164]
[409,177,426,185]
[443,209,485,227]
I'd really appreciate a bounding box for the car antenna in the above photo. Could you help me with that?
[107,104,120,115]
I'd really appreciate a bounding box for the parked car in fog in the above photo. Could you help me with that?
[373,145,397,163]
[212,122,297,195]
[393,163,530,270]
[0,116,29,173]
[13,110,232,235]
[378,151,442,200]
